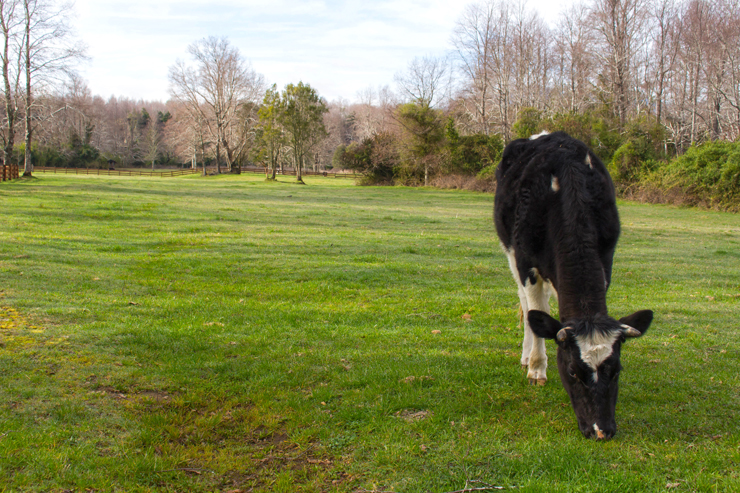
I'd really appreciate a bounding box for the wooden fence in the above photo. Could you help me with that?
[32,166,362,179]
[1,164,19,181]
[35,167,200,177]
[239,166,362,179]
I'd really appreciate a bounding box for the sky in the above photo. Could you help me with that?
[73,0,571,104]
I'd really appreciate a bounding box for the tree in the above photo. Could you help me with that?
[452,1,497,134]
[445,118,503,175]
[648,0,681,127]
[169,36,264,174]
[255,84,285,180]
[590,0,648,128]
[395,102,446,186]
[553,2,596,113]
[163,101,207,171]
[335,132,398,184]
[278,81,328,183]
[142,116,161,170]
[21,0,85,176]
[0,0,22,168]
[395,55,450,109]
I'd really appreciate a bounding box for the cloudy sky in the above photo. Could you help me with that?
[73,0,570,104]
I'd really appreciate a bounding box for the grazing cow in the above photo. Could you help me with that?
[494,131,653,439]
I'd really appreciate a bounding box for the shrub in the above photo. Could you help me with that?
[649,141,740,210]
[545,107,623,164]
[512,107,544,139]
[341,133,398,185]
[445,121,503,176]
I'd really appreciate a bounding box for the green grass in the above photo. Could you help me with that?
[0,174,739,492]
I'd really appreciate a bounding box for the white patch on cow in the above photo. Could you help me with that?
[575,330,621,371]
[551,175,560,192]
[585,153,593,169]
[529,130,550,140]
[593,423,605,439]
[592,371,599,383]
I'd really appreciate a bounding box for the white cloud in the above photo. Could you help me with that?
[72,0,573,103]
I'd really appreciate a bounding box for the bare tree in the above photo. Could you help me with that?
[0,0,22,167]
[590,0,649,128]
[553,2,596,113]
[168,36,264,174]
[351,84,395,140]
[648,0,682,126]
[394,55,451,109]
[715,0,740,139]
[451,1,497,134]
[487,0,515,140]
[20,0,85,176]
[142,118,161,170]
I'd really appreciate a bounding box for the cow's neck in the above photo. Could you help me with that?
[554,250,608,321]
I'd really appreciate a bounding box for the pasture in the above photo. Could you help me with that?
[0,174,739,492]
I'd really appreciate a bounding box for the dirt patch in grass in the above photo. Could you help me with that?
[395,409,433,422]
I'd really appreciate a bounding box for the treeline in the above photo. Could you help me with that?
[5,0,740,209]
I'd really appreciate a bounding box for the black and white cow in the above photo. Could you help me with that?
[494,131,653,439]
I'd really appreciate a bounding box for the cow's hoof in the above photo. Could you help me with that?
[529,377,547,386]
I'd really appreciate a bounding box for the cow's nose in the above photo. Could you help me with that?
[591,423,615,440]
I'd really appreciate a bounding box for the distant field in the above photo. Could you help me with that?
[1,174,739,492]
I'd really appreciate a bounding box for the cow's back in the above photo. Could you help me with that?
[494,132,620,292]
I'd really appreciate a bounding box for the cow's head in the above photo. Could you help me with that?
[528,309,653,439]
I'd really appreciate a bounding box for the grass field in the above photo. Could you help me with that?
[1,174,739,492]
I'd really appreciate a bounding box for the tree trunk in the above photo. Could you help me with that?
[215,139,221,174]
[22,2,30,177]
[296,149,303,182]
[270,146,279,180]
[2,12,15,170]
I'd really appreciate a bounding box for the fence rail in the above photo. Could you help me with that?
[1,164,20,181]
[239,166,362,179]
[35,167,200,177]
[32,166,362,179]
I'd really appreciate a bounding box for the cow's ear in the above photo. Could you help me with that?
[528,310,562,340]
[619,310,653,337]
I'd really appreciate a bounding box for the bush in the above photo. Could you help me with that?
[512,107,544,139]
[445,121,503,176]
[650,141,740,210]
[608,115,668,185]
[546,109,622,164]
[340,133,398,185]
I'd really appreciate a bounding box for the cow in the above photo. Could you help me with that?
[494,131,653,439]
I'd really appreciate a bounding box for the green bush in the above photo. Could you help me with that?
[512,107,544,139]
[653,141,740,209]
[609,141,660,184]
[546,109,622,164]
[445,121,503,176]
[340,133,397,185]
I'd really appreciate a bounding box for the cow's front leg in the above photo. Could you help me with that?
[524,273,551,385]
